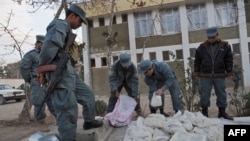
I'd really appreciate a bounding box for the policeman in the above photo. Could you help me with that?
[20,35,56,132]
[139,59,183,115]
[38,4,102,141]
[107,53,141,116]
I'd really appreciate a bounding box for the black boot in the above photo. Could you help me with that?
[160,108,169,117]
[202,107,208,117]
[83,120,103,130]
[150,109,156,114]
[218,107,233,120]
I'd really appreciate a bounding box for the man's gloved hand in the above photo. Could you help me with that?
[37,73,47,85]
[115,90,120,98]
[133,96,140,103]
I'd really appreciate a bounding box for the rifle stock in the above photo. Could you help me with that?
[38,32,77,114]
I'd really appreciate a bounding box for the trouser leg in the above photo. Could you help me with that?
[52,88,78,141]
[168,79,183,111]
[75,74,96,122]
[213,78,227,108]
[200,77,213,107]
[123,82,141,111]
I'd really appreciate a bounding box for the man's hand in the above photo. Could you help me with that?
[194,76,200,80]
[37,73,47,85]
[115,90,120,98]
[227,75,233,80]
[156,87,166,95]
[133,96,140,103]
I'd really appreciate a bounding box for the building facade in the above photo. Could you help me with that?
[80,0,250,96]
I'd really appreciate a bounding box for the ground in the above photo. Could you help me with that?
[0,91,236,141]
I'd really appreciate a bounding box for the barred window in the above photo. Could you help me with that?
[113,56,118,62]
[176,49,183,60]
[137,53,143,63]
[162,51,170,61]
[214,0,237,27]
[232,43,240,54]
[134,11,153,37]
[160,8,180,34]
[189,48,197,58]
[187,4,207,30]
[149,52,156,60]
[91,58,96,67]
[101,57,107,66]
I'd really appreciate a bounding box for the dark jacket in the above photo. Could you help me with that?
[109,60,138,97]
[193,39,233,77]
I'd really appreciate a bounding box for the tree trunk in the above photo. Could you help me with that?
[18,85,32,123]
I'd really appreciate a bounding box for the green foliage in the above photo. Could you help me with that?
[168,51,200,112]
[95,100,107,116]
[229,91,250,116]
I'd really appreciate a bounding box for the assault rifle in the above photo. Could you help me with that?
[37,32,76,114]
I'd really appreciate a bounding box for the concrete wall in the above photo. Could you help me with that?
[0,79,24,88]
[89,23,130,54]
[136,33,182,49]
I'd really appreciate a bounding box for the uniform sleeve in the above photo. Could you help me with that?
[131,64,139,97]
[20,53,32,82]
[108,63,118,92]
[158,62,175,89]
[144,77,157,94]
[39,20,69,65]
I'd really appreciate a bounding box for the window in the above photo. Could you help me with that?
[248,42,250,62]
[101,57,107,66]
[187,4,207,30]
[160,8,180,34]
[137,53,143,63]
[189,48,196,58]
[149,52,156,60]
[113,16,116,24]
[134,11,153,37]
[248,42,250,52]
[99,17,105,26]
[91,58,96,67]
[162,51,170,61]
[176,49,183,60]
[122,14,128,23]
[113,56,118,62]
[87,19,93,28]
[232,43,240,54]
[214,1,237,27]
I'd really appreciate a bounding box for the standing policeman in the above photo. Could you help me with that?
[193,26,233,120]
[38,4,103,141]
[20,35,56,132]
[107,53,141,116]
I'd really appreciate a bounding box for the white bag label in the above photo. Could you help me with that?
[150,92,162,107]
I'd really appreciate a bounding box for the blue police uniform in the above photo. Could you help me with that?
[194,26,233,120]
[20,35,56,122]
[107,53,140,113]
[139,60,183,113]
[39,4,102,141]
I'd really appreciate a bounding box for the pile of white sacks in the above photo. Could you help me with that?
[124,110,238,141]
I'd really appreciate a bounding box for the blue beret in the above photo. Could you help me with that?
[139,60,152,74]
[119,53,131,67]
[36,35,45,43]
[69,4,87,24]
[206,26,218,37]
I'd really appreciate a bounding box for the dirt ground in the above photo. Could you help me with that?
[0,90,237,141]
